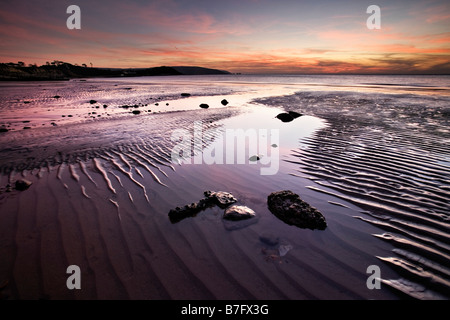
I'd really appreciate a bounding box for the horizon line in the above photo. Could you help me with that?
[1,61,449,76]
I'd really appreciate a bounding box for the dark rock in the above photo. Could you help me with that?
[23,127,31,130]
[223,205,255,220]
[15,179,32,191]
[0,128,9,133]
[267,190,327,230]
[89,100,97,104]
[181,93,191,97]
[168,198,213,223]
[23,101,31,104]
[103,105,108,108]
[221,99,229,106]
[276,113,294,122]
[132,110,141,115]
[200,103,209,109]
[54,95,61,99]
[276,111,302,122]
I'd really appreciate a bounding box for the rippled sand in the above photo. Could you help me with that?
[0,75,449,300]
[256,90,450,299]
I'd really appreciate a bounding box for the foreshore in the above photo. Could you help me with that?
[0,75,449,300]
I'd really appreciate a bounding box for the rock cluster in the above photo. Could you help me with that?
[168,190,326,232]
[168,191,256,227]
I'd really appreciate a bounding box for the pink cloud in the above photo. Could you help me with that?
[1,1,448,74]
[426,14,450,23]
[112,1,255,36]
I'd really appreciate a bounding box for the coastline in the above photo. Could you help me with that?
[0,63,230,81]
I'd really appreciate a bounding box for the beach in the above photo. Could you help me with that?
[0,74,449,300]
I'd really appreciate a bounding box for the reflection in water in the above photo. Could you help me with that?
[188,105,326,176]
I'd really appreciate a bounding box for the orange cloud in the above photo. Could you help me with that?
[1,1,449,74]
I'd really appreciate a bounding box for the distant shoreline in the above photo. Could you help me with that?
[0,62,231,81]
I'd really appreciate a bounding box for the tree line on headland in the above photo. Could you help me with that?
[0,60,230,81]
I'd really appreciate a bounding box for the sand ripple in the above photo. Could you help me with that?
[270,91,450,299]
[1,80,449,300]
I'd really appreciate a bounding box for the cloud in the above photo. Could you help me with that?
[411,2,450,24]
[426,61,450,73]
[110,1,257,36]
[1,0,449,74]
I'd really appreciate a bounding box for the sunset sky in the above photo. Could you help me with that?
[1,0,449,74]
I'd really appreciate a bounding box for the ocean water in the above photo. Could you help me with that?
[1,74,449,130]
[0,74,449,300]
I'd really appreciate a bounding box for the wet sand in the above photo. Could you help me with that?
[256,90,450,299]
[0,76,449,300]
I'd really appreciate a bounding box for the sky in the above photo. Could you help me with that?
[0,0,449,74]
